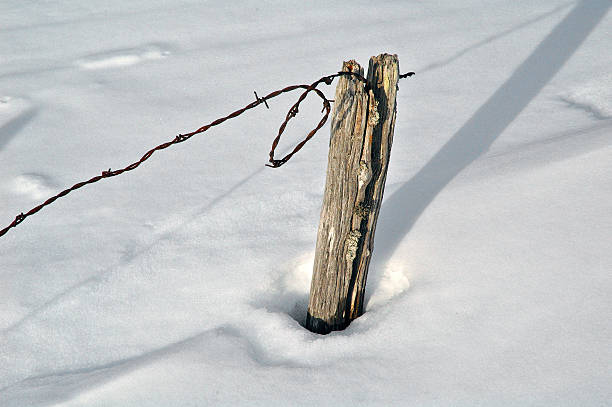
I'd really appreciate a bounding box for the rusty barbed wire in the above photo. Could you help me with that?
[0,70,413,238]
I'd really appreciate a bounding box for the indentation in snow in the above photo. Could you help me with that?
[366,261,411,309]
[76,44,171,70]
[253,252,313,326]
[11,173,56,200]
[0,96,26,111]
[559,73,612,119]
[254,250,410,327]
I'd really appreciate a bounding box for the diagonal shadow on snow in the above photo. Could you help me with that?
[0,328,219,407]
[0,107,39,152]
[1,155,281,335]
[0,323,310,407]
[372,0,611,267]
[419,1,574,74]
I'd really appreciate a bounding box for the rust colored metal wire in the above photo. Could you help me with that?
[266,71,366,167]
[1,70,412,238]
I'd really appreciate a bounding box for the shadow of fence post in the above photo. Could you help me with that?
[371,0,611,274]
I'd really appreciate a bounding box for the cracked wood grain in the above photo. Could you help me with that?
[306,54,399,334]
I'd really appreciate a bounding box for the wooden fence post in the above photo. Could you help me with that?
[306,54,399,334]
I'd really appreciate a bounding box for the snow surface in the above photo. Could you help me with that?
[1,0,611,405]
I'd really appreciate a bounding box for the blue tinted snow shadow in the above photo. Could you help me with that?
[373,0,611,264]
[0,107,39,152]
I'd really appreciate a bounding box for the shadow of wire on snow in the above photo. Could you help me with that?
[1,147,292,335]
[419,1,574,74]
[372,0,611,267]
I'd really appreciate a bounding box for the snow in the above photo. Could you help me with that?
[1,0,611,405]
[560,73,612,120]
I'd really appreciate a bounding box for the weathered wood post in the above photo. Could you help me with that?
[306,54,399,334]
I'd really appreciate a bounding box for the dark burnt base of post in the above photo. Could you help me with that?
[305,312,348,335]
